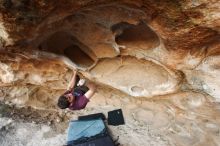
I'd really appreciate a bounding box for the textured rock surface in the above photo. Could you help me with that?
[0,0,220,146]
[184,55,220,101]
[90,56,181,97]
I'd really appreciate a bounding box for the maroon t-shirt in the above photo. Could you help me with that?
[64,89,89,110]
[68,95,89,110]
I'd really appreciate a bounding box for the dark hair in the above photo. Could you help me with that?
[57,95,70,109]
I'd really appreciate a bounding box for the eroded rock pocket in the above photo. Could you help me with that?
[38,31,96,69]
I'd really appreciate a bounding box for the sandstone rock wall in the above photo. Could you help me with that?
[0,0,219,99]
[0,0,220,145]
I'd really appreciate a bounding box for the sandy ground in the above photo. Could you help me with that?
[1,86,220,146]
[0,100,172,146]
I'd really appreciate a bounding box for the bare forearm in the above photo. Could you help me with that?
[67,70,77,90]
[84,82,96,99]
[86,82,96,91]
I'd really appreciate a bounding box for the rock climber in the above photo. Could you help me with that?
[57,69,96,110]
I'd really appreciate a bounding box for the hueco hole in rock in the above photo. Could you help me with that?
[0,0,220,146]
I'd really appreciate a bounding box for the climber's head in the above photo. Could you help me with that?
[57,93,75,109]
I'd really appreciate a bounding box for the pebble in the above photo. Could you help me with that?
[47,121,52,125]
[5,101,9,105]
[56,118,61,123]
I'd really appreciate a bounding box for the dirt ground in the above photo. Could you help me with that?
[1,87,220,146]
[0,100,172,146]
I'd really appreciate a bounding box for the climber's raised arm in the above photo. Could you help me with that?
[84,82,96,99]
[67,69,78,91]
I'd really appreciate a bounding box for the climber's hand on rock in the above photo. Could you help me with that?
[73,68,79,74]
